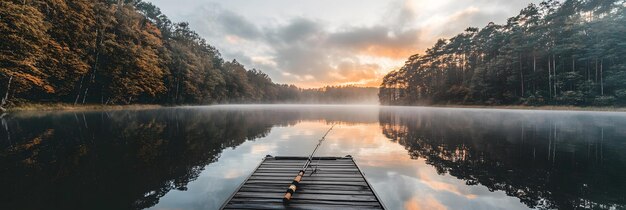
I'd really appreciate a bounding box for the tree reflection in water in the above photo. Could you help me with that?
[379,108,626,209]
[0,108,299,210]
[2,106,626,210]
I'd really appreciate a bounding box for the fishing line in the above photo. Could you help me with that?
[283,123,337,203]
[310,123,336,176]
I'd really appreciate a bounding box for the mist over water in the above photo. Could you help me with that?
[1,105,625,210]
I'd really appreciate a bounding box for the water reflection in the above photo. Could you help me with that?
[0,108,296,210]
[0,105,625,210]
[379,107,626,209]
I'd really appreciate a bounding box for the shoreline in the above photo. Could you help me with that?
[4,103,626,113]
[6,103,163,112]
[418,104,626,112]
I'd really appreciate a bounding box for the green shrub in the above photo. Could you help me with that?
[593,96,616,106]
[558,91,584,105]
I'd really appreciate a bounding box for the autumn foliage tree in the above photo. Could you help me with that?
[0,1,54,100]
[0,0,313,107]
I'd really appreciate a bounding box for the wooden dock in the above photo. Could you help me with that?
[221,155,385,210]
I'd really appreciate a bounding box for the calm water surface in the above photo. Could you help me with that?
[1,105,625,210]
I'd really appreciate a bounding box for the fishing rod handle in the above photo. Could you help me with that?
[283,170,305,203]
[293,170,304,183]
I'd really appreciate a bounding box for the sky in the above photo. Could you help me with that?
[146,0,541,88]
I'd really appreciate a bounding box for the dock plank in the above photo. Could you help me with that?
[224,203,381,210]
[234,192,379,202]
[221,156,385,210]
[238,187,376,195]
[248,176,365,182]
[238,184,372,191]
[252,172,362,177]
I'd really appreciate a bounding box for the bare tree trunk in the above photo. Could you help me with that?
[571,57,575,90]
[572,56,575,73]
[84,28,101,105]
[533,55,536,73]
[174,78,180,104]
[519,53,524,97]
[461,54,464,84]
[587,59,590,81]
[553,55,557,97]
[1,114,10,146]
[83,28,104,104]
[533,54,536,93]
[595,58,598,82]
[74,76,84,105]
[600,58,604,96]
[82,87,89,104]
[0,76,13,112]
[548,57,552,98]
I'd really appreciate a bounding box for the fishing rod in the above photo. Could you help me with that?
[283,124,336,203]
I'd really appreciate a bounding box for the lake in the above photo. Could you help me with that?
[1,105,625,210]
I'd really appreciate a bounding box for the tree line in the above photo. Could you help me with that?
[380,0,626,106]
[0,0,379,110]
[297,85,379,104]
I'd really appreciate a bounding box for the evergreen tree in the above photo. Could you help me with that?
[380,0,626,106]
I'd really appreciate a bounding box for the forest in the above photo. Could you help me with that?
[298,86,379,104]
[380,0,626,106]
[0,0,378,110]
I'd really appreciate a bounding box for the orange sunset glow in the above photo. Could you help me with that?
[146,0,541,88]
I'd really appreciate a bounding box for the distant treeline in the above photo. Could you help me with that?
[380,0,626,106]
[0,0,377,109]
[297,86,379,104]
[234,84,378,104]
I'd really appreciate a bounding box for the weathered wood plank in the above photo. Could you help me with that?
[224,203,382,210]
[262,160,353,163]
[221,156,385,210]
[256,167,359,171]
[254,169,360,174]
[259,164,356,168]
[259,165,356,169]
[261,160,354,164]
[259,163,356,167]
[272,156,353,160]
[248,176,366,182]
[252,172,362,177]
[238,187,376,195]
[261,162,355,165]
[233,192,379,202]
[260,162,354,165]
[238,184,372,191]
[228,198,382,206]
[244,180,370,186]
[265,158,353,161]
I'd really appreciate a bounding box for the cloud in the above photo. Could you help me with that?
[323,0,425,59]
[152,0,540,87]
[326,26,422,59]
[405,195,447,210]
[215,9,262,39]
[266,18,323,44]
[234,16,391,87]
